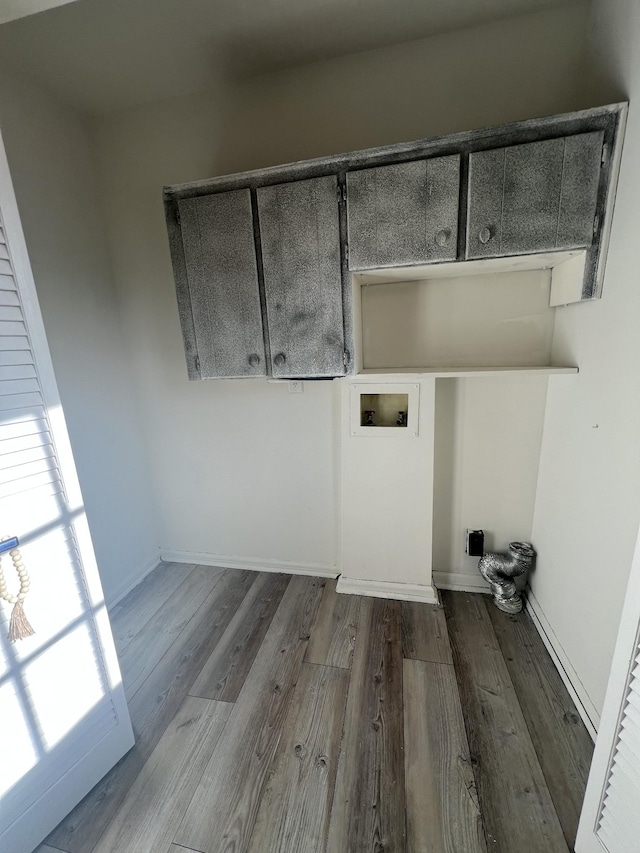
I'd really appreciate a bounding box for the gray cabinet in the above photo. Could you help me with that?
[165,104,625,379]
[466,132,604,259]
[178,190,265,378]
[257,176,345,378]
[346,156,460,269]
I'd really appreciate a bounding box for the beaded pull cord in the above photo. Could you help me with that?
[0,536,34,642]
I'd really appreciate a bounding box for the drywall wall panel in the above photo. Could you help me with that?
[531,0,640,723]
[0,61,159,603]
[341,378,435,590]
[433,375,549,582]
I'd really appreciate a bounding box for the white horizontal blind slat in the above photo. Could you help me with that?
[0,337,32,356]
[605,769,637,816]
[0,336,30,352]
[0,377,39,395]
[0,364,37,381]
[0,304,23,322]
[0,444,56,470]
[598,816,637,853]
[626,683,640,715]
[611,748,640,792]
[0,428,52,455]
[0,470,59,500]
[619,711,640,748]
[606,762,638,823]
[0,320,27,337]
[601,797,637,839]
[0,274,16,292]
[597,639,640,851]
[0,415,48,439]
[0,392,43,413]
[0,290,20,307]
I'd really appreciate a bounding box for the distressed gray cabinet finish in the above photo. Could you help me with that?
[466,132,604,259]
[346,156,460,269]
[178,190,265,378]
[164,103,626,379]
[257,176,345,378]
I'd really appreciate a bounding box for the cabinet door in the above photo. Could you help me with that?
[346,156,460,269]
[466,132,603,259]
[179,190,266,378]
[258,176,345,378]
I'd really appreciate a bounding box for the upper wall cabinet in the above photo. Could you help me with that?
[164,102,626,380]
[466,132,604,259]
[177,190,265,379]
[346,156,460,269]
[257,176,345,378]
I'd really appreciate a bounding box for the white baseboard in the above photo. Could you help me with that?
[336,575,440,604]
[160,550,338,579]
[107,552,161,608]
[433,570,492,593]
[525,587,599,741]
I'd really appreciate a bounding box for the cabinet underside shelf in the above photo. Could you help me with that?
[357,366,578,378]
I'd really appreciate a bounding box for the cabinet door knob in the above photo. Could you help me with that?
[274,352,286,367]
[479,226,493,244]
[248,353,260,367]
[435,229,451,247]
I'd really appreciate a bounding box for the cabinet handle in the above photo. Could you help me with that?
[435,229,451,247]
[248,353,260,367]
[274,352,286,367]
[479,227,493,245]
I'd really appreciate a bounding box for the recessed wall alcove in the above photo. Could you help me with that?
[351,252,584,377]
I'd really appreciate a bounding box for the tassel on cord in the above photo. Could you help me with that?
[0,537,35,642]
[8,599,35,642]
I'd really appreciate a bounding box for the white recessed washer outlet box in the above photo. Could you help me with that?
[350,383,420,437]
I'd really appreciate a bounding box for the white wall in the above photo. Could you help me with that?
[91,4,588,575]
[341,378,436,594]
[215,5,591,172]
[93,88,338,573]
[0,61,159,603]
[531,0,640,726]
[434,375,550,586]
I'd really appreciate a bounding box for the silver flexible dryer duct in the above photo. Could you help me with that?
[478,541,535,613]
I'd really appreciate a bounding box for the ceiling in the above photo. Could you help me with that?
[0,0,79,25]
[0,0,587,115]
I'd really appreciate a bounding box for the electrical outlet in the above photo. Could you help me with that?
[466,529,484,557]
[288,380,304,393]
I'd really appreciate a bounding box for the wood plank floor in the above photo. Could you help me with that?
[40,566,593,853]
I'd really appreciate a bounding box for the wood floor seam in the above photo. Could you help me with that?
[186,691,236,702]
[35,845,71,853]
[402,655,455,666]
[302,659,352,672]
